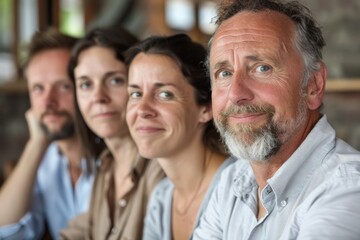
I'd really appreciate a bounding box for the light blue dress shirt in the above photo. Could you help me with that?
[193,116,360,240]
[0,143,94,240]
[143,157,236,240]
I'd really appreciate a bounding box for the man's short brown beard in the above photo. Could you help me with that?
[40,111,75,141]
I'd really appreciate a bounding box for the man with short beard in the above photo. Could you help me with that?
[0,29,95,239]
[193,0,360,240]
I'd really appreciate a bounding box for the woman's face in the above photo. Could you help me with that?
[75,46,129,139]
[126,53,211,159]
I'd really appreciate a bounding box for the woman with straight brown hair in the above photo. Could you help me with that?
[59,27,164,240]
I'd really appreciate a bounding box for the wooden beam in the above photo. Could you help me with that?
[12,0,20,79]
[326,79,360,92]
[52,0,60,28]
[83,0,101,28]
[38,0,47,31]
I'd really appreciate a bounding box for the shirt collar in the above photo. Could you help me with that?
[97,148,149,183]
[55,144,91,174]
[232,161,256,197]
[268,115,336,207]
[232,115,336,206]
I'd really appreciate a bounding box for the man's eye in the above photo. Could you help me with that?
[129,91,142,99]
[256,65,271,73]
[158,91,173,100]
[219,70,232,78]
[32,85,43,93]
[59,83,72,92]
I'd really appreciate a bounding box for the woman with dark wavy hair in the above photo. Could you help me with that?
[125,34,234,240]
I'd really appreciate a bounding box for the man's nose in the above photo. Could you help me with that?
[228,72,255,105]
[43,88,58,108]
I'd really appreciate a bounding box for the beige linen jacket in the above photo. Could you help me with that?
[59,150,165,240]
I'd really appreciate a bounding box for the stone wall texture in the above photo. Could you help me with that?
[300,0,360,78]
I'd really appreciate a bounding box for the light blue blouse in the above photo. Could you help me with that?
[193,116,360,240]
[0,143,94,239]
[143,157,236,240]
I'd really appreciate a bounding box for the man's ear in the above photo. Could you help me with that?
[306,62,327,110]
[198,104,213,123]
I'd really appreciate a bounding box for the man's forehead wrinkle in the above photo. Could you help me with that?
[213,10,296,47]
[210,14,296,70]
[213,29,283,50]
[212,35,285,59]
[280,41,289,55]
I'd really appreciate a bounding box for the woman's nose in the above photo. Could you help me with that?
[92,85,110,104]
[136,97,156,118]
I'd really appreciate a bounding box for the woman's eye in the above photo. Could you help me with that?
[109,77,125,85]
[129,91,142,99]
[256,65,271,73]
[158,91,173,100]
[78,81,91,90]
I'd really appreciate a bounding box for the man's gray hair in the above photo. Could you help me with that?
[207,0,325,88]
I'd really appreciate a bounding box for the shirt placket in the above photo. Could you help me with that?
[248,184,276,239]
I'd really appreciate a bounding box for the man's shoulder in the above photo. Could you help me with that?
[323,137,360,174]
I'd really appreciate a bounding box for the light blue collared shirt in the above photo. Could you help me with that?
[193,116,360,240]
[0,143,94,240]
[143,157,236,240]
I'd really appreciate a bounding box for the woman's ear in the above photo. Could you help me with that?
[306,62,327,110]
[198,104,213,123]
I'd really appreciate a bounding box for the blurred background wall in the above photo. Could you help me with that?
[0,0,359,183]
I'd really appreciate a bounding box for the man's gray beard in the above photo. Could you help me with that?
[216,100,307,163]
[221,123,280,163]
[40,117,75,141]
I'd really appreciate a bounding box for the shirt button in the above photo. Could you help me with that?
[266,188,273,194]
[111,227,118,234]
[280,200,287,207]
[118,199,127,207]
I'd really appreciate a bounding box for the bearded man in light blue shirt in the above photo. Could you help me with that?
[0,29,96,239]
[193,0,360,239]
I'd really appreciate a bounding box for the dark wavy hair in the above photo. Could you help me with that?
[125,34,226,154]
[68,27,138,163]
